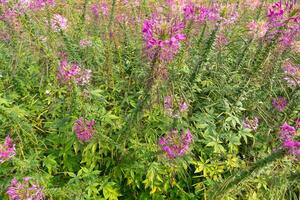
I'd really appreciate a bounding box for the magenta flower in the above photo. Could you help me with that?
[142,14,186,62]
[242,117,259,131]
[272,97,288,112]
[183,3,219,23]
[0,135,16,164]
[57,59,92,86]
[73,118,96,142]
[51,14,68,32]
[159,129,192,159]
[279,122,300,156]
[7,177,45,200]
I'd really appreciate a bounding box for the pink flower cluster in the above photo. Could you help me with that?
[279,122,300,156]
[159,129,192,159]
[0,0,55,21]
[282,63,300,87]
[51,14,68,32]
[73,118,96,142]
[79,39,92,47]
[164,96,188,116]
[247,20,268,39]
[142,14,186,62]
[0,135,16,164]
[7,177,45,200]
[57,59,92,86]
[183,3,219,23]
[242,117,259,131]
[272,96,288,112]
[90,3,109,18]
[267,1,300,48]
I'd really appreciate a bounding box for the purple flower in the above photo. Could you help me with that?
[159,129,193,159]
[279,122,300,156]
[282,63,300,87]
[7,177,45,200]
[51,14,68,32]
[242,117,259,131]
[73,118,96,142]
[182,3,219,23]
[57,59,92,86]
[179,101,188,112]
[142,14,186,62]
[164,96,173,114]
[0,135,16,164]
[272,97,288,112]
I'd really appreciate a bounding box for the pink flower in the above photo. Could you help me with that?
[0,135,16,163]
[215,33,228,49]
[242,117,259,131]
[164,96,173,114]
[142,14,186,62]
[272,97,288,112]
[247,20,268,38]
[159,129,192,159]
[51,14,68,32]
[179,101,188,112]
[57,59,92,86]
[183,3,219,23]
[73,118,96,142]
[79,39,92,47]
[279,122,300,156]
[244,0,261,10]
[282,63,300,87]
[7,177,45,200]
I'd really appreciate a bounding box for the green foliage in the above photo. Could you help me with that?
[0,0,300,199]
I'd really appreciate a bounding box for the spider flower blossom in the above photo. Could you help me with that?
[279,122,300,156]
[0,135,15,163]
[266,1,300,47]
[73,118,96,142]
[51,14,68,32]
[272,97,288,112]
[142,14,186,62]
[79,39,92,47]
[183,3,219,23]
[282,63,300,87]
[242,117,259,131]
[57,59,92,86]
[7,177,45,200]
[247,20,268,38]
[159,129,192,159]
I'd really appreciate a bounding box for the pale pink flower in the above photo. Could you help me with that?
[51,14,68,32]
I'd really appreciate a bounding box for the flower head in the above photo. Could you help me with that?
[279,122,300,156]
[142,14,186,62]
[272,97,288,112]
[282,63,300,87]
[57,59,92,86]
[51,14,68,32]
[79,39,92,47]
[242,117,259,131]
[73,118,96,141]
[159,129,192,159]
[0,135,16,164]
[7,177,45,200]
